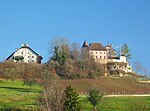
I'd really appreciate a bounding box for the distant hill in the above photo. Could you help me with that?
[61,76,150,95]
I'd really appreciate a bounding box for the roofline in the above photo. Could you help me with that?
[89,43,107,51]
[6,46,43,60]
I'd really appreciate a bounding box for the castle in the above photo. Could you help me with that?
[81,41,132,74]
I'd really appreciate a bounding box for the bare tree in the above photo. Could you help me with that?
[38,64,64,111]
[70,42,80,59]
[48,37,69,57]
[133,61,143,74]
[144,67,149,77]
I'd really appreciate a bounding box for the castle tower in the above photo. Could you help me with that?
[81,40,89,60]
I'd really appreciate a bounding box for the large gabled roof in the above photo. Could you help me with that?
[89,43,107,51]
[6,44,43,60]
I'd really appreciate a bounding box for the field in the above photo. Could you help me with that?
[81,96,150,111]
[0,80,41,110]
[0,78,150,110]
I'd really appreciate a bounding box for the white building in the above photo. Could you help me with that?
[6,43,43,63]
[108,55,132,73]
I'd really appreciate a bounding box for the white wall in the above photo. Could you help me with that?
[13,48,38,63]
[89,50,107,59]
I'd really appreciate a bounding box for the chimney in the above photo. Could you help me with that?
[21,43,28,47]
[22,43,25,47]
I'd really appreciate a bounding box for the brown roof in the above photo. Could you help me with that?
[89,43,107,51]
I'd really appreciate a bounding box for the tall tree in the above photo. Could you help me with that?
[51,46,66,65]
[49,37,70,65]
[121,44,132,60]
[64,85,82,111]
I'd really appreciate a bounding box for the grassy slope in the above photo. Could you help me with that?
[0,80,41,110]
[0,77,150,110]
[81,96,150,111]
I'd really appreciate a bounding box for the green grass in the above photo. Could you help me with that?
[80,96,150,111]
[0,80,41,110]
[0,79,150,111]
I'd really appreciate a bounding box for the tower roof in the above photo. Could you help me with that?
[82,40,88,47]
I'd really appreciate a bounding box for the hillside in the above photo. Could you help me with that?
[61,76,150,95]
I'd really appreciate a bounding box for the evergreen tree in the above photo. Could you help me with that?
[88,89,103,111]
[51,46,66,65]
[121,44,132,60]
[64,85,82,111]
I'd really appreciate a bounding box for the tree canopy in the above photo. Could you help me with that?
[121,44,132,60]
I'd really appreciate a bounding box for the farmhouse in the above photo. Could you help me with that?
[81,40,132,73]
[6,43,43,63]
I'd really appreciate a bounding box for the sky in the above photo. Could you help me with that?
[0,0,150,73]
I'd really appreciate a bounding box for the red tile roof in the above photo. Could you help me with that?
[89,43,107,51]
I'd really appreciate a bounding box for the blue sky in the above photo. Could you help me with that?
[0,0,150,72]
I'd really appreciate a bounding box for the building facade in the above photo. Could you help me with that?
[81,41,108,64]
[6,43,43,63]
[81,41,132,73]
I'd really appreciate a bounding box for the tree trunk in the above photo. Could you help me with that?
[93,106,97,111]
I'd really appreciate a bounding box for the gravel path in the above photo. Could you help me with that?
[104,94,150,97]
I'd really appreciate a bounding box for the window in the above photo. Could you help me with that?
[91,51,93,54]
[96,56,97,58]
[32,56,34,58]
[104,52,105,54]
[96,52,97,54]
[28,56,30,58]
[21,52,23,54]
[104,56,105,59]
[100,56,102,59]
[100,52,102,54]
